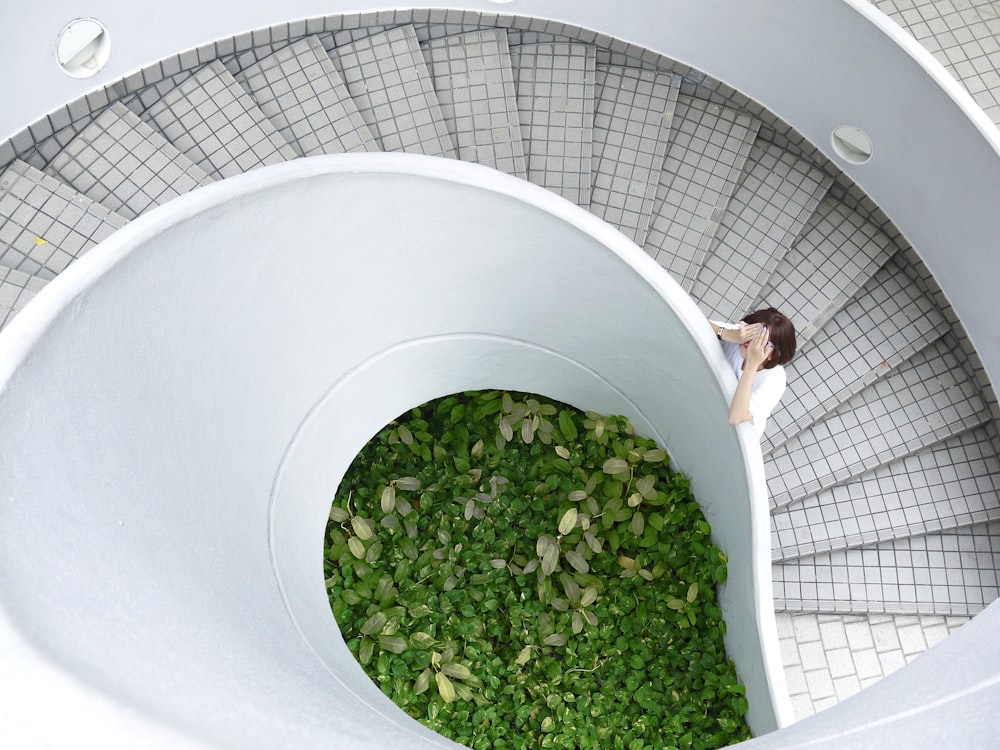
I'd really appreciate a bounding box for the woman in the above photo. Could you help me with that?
[710,308,796,439]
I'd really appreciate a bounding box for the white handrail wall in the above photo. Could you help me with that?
[0,155,781,746]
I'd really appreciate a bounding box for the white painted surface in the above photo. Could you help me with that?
[0,155,782,746]
[1,0,998,395]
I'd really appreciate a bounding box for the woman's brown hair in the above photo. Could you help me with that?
[742,308,796,369]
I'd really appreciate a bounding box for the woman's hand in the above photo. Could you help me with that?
[744,325,772,371]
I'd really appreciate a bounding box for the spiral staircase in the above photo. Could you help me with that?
[1,5,998,732]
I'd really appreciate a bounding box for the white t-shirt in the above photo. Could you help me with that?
[720,340,786,439]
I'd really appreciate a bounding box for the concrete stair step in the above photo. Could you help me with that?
[329,26,456,158]
[590,64,680,245]
[773,519,1000,616]
[690,139,833,323]
[235,36,378,158]
[48,103,214,221]
[763,254,949,455]
[765,335,992,509]
[422,29,526,178]
[758,192,897,345]
[772,423,1000,561]
[509,41,596,207]
[644,95,760,291]
[0,265,48,331]
[0,160,127,281]
[143,61,297,179]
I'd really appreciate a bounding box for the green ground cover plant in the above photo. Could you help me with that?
[324,390,752,750]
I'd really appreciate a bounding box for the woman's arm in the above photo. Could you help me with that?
[728,326,771,426]
[709,319,761,345]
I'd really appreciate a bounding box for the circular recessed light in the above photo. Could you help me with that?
[56,18,111,78]
[831,124,873,165]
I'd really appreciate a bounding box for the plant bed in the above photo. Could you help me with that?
[324,390,751,750]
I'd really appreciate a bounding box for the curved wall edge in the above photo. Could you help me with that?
[0,154,783,746]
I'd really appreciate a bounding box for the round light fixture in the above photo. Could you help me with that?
[831,124,873,165]
[56,18,110,78]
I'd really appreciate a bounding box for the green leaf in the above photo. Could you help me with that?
[395,476,421,491]
[435,672,457,703]
[351,516,374,541]
[541,544,559,577]
[360,611,388,636]
[379,635,408,654]
[347,537,366,559]
[380,484,396,514]
[636,474,656,500]
[521,418,535,444]
[558,411,578,441]
[584,531,603,554]
[410,632,435,648]
[358,638,374,665]
[536,534,556,558]
[543,633,567,647]
[564,550,589,574]
[687,582,700,603]
[499,418,514,441]
[414,667,432,695]
[558,507,578,536]
[630,511,645,537]
[602,457,628,475]
[440,662,473,681]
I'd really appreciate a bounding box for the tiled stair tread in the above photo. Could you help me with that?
[690,140,833,323]
[765,337,991,509]
[762,256,949,455]
[773,520,1000,616]
[590,64,680,245]
[509,41,595,205]
[759,195,897,345]
[0,160,127,280]
[644,95,759,289]
[772,425,1000,561]
[143,61,296,179]
[330,26,457,158]
[421,30,527,178]
[48,103,213,221]
[0,266,48,330]
[235,36,377,158]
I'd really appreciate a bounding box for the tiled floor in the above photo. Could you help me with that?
[775,611,970,719]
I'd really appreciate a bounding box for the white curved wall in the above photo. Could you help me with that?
[0,155,781,747]
[2,0,999,390]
